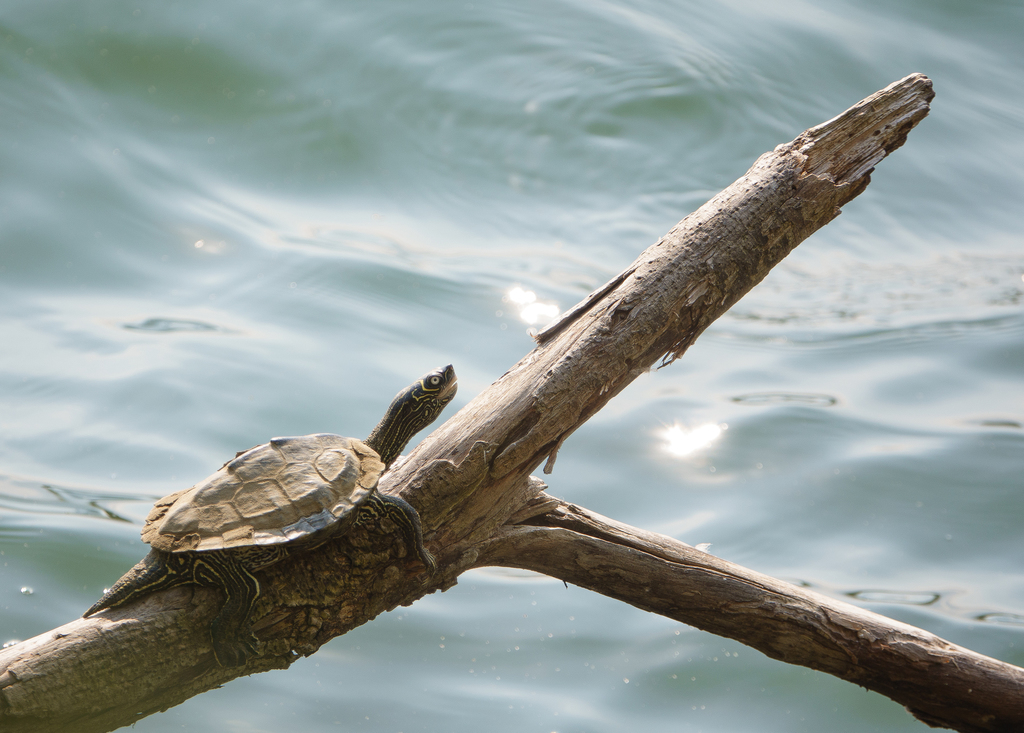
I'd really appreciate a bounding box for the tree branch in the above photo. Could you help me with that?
[481,494,1024,732]
[4,74,998,733]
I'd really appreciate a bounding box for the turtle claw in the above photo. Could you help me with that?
[420,549,438,575]
[213,634,258,667]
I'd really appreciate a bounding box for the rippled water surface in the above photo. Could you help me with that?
[2,1,1023,731]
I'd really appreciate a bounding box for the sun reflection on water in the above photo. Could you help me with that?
[662,423,726,457]
[507,286,560,325]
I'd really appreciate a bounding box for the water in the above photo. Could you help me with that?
[2,1,1023,731]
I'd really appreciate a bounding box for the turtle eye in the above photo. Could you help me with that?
[429,376,441,387]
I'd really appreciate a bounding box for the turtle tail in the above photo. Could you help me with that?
[83,548,191,617]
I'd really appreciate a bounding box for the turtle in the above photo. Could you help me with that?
[83,364,457,667]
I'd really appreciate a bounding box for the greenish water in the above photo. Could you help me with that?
[2,1,1023,731]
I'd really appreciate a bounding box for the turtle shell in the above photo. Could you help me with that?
[141,434,384,553]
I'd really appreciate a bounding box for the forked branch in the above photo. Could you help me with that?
[5,74,1006,733]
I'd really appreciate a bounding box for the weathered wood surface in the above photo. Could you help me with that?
[485,495,1024,733]
[5,74,1014,733]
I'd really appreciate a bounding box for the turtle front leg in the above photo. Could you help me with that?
[358,493,437,574]
[192,552,262,667]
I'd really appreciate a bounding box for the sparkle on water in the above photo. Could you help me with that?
[662,423,725,457]
[507,286,560,326]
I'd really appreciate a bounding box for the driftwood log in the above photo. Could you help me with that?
[3,73,1020,733]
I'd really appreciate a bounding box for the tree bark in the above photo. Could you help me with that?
[484,494,1024,733]
[5,74,1010,733]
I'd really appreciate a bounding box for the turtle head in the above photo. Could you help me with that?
[365,365,458,467]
